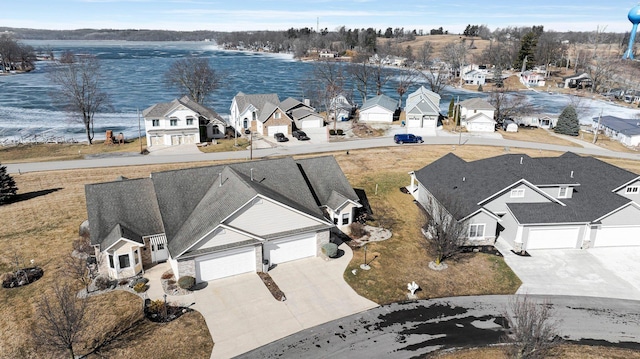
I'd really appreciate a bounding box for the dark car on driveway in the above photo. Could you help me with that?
[274,132,289,142]
[292,130,310,141]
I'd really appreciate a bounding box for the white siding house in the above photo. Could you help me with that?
[404,86,441,135]
[358,94,397,123]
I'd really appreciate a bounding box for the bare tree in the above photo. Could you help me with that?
[164,57,222,104]
[416,41,433,69]
[313,59,345,130]
[48,55,111,144]
[33,283,88,359]
[347,57,373,104]
[370,59,393,95]
[395,68,419,107]
[442,41,468,87]
[421,193,469,265]
[420,62,451,95]
[502,295,560,359]
[487,86,535,124]
[66,253,92,294]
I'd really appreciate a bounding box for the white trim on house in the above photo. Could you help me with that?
[477,179,566,207]
[103,237,144,252]
[592,201,640,223]
[460,208,501,222]
[611,176,640,192]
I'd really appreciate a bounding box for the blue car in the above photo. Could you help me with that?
[394,134,423,144]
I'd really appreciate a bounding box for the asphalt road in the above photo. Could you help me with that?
[5,133,640,174]
[237,295,640,359]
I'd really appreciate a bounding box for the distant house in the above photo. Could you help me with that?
[562,73,591,89]
[253,102,293,136]
[463,70,487,85]
[229,92,283,135]
[330,94,355,122]
[404,86,441,134]
[319,50,337,58]
[281,97,324,129]
[593,116,640,147]
[520,71,546,87]
[459,98,496,132]
[358,94,397,123]
[143,96,226,146]
[503,120,518,132]
[516,115,558,129]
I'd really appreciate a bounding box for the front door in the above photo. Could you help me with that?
[151,242,168,262]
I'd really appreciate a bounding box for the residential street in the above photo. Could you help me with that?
[238,295,640,359]
[5,133,640,174]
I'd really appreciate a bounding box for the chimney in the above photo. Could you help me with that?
[463,177,466,182]
[304,98,311,106]
[570,170,574,178]
[520,156,523,165]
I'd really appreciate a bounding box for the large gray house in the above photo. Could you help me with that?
[85,156,361,282]
[408,152,640,251]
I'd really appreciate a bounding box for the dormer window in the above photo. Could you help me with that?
[626,186,639,194]
[152,119,160,127]
[558,186,568,198]
[170,118,178,126]
[510,189,525,198]
[186,117,194,126]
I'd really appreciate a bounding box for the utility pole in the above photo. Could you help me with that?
[137,109,142,154]
[593,109,602,144]
[249,131,253,160]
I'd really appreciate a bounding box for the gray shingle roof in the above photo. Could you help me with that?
[296,156,360,207]
[595,116,640,137]
[85,178,164,249]
[413,152,637,223]
[406,86,441,109]
[459,98,495,111]
[234,92,280,114]
[360,94,398,112]
[142,96,225,125]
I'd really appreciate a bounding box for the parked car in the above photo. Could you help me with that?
[273,133,289,142]
[292,130,310,141]
[393,134,423,144]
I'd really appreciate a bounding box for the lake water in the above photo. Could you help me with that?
[0,40,638,143]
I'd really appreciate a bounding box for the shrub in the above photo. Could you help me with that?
[147,299,166,315]
[1,272,14,287]
[167,279,176,285]
[337,129,344,135]
[177,276,195,290]
[118,279,129,286]
[477,84,483,92]
[349,222,368,239]
[167,284,177,291]
[161,272,174,280]
[133,282,148,293]
[329,129,336,135]
[95,276,111,291]
[129,277,149,288]
[322,243,338,258]
[72,237,93,255]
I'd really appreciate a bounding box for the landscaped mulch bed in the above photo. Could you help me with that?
[257,272,286,301]
[1,266,44,288]
[144,298,194,323]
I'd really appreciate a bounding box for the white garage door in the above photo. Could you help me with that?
[267,125,288,136]
[183,134,196,144]
[469,123,494,132]
[195,247,256,282]
[265,233,316,265]
[594,226,640,247]
[171,135,183,145]
[301,119,323,129]
[526,227,580,250]
[151,136,164,146]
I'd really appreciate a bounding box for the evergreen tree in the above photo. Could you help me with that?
[0,163,17,204]
[554,105,579,136]
[448,97,455,118]
[478,84,483,92]
[514,31,539,70]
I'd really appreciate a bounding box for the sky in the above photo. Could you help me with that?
[3,1,640,34]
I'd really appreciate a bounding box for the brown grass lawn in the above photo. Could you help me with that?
[580,131,640,154]
[433,344,640,359]
[1,144,639,356]
[499,127,581,147]
[198,137,251,153]
[0,137,147,164]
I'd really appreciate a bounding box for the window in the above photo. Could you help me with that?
[626,186,639,194]
[333,217,338,225]
[170,119,178,126]
[243,119,248,128]
[157,243,165,250]
[186,118,194,125]
[510,189,525,198]
[118,254,130,269]
[469,224,485,239]
[274,112,281,119]
[152,119,159,127]
[342,213,350,225]
[212,125,220,135]
[558,187,568,198]
[108,254,114,268]
[134,249,139,265]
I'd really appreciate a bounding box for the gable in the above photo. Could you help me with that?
[597,202,640,226]
[225,196,328,237]
[466,113,496,124]
[187,226,256,254]
[483,182,555,214]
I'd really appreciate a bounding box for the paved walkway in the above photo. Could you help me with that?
[142,244,377,359]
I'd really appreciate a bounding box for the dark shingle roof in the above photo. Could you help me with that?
[85,178,164,249]
[296,156,360,208]
[414,152,636,223]
[361,94,397,112]
[234,92,280,114]
[595,116,640,137]
[459,98,495,111]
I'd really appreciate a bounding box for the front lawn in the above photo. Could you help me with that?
[198,138,250,153]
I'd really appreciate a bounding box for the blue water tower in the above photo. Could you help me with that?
[623,4,640,59]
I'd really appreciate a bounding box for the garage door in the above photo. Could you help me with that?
[594,226,640,247]
[171,135,183,145]
[264,233,316,265]
[267,125,288,137]
[195,247,256,282]
[183,134,196,144]
[526,227,580,250]
[469,123,494,132]
[151,136,164,146]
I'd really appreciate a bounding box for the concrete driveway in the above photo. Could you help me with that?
[191,243,377,359]
[496,238,640,300]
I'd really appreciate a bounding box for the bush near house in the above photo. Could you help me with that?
[322,243,339,258]
[177,276,195,290]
